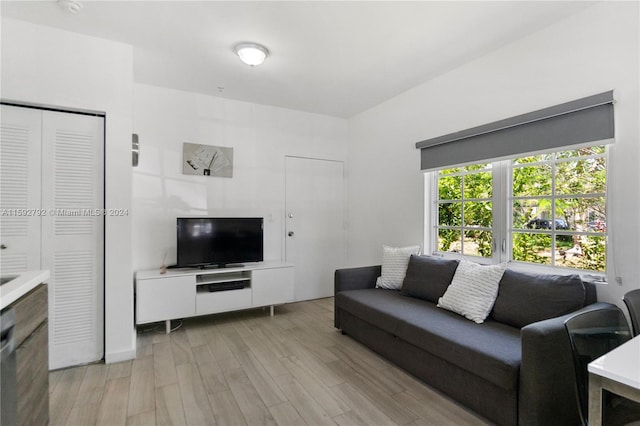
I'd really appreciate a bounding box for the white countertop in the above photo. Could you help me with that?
[588,335,640,390]
[0,270,50,310]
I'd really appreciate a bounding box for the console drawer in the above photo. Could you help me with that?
[196,287,252,314]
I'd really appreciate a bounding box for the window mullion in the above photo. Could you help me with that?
[494,160,509,264]
[551,157,557,267]
[460,175,465,255]
[426,172,436,256]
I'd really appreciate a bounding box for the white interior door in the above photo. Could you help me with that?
[285,156,345,301]
[0,105,42,273]
[41,110,104,369]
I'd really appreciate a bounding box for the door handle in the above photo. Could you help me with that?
[288,231,294,237]
[0,244,6,250]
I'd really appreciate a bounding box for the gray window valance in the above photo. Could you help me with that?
[416,91,615,171]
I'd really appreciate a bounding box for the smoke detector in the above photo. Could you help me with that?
[58,0,83,14]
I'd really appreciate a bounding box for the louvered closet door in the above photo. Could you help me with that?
[0,105,42,273]
[41,110,104,369]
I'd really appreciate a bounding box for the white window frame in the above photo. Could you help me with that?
[431,165,501,263]
[426,144,608,277]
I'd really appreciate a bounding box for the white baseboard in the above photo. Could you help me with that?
[105,347,136,364]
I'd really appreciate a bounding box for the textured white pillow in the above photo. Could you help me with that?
[375,245,421,290]
[437,260,507,324]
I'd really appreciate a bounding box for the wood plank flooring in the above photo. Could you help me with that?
[49,298,489,425]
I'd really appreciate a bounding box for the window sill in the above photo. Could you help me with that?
[432,252,608,283]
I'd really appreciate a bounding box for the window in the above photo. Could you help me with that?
[433,144,607,272]
[436,164,493,258]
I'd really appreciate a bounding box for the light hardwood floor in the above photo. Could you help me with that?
[49,298,489,426]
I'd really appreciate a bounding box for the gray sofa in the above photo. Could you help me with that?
[334,256,608,426]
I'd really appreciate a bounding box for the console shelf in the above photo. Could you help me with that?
[135,261,294,333]
[196,271,250,285]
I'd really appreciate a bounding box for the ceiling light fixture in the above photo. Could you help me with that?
[234,43,269,67]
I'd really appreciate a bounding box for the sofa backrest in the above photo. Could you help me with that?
[583,279,598,305]
[388,254,599,329]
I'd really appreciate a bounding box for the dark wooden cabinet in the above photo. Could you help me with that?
[10,284,49,425]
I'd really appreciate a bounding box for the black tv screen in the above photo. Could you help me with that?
[177,217,264,268]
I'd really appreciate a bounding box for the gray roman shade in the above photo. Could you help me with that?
[416,91,614,171]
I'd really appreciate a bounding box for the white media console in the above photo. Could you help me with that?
[135,261,294,333]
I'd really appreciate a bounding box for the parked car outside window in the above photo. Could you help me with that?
[526,218,569,230]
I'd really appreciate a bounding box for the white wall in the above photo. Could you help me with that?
[347,2,640,306]
[3,1,636,354]
[1,18,136,363]
[132,84,348,271]
[0,18,348,362]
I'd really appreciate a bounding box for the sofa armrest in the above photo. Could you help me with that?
[334,265,381,293]
[519,302,615,426]
[334,265,381,329]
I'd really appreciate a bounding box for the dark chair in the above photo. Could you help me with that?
[623,289,640,336]
[564,306,640,425]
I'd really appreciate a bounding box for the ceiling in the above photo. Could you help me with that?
[0,1,595,118]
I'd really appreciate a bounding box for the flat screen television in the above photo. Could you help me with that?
[177,217,264,268]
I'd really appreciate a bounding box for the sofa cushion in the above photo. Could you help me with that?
[336,288,521,391]
[492,269,586,328]
[400,255,459,303]
[375,245,421,290]
[437,260,507,324]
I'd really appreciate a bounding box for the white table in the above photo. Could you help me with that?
[588,335,640,426]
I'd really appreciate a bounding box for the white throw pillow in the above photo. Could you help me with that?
[375,245,421,290]
[437,260,507,324]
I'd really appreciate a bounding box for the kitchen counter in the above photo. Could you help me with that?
[0,270,50,310]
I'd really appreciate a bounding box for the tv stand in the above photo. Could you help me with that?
[135,261,294,333]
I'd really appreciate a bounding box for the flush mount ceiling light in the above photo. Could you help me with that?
[234,43,269,67]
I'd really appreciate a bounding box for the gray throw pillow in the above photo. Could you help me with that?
[492,269,586,328]
[400,255,459,303]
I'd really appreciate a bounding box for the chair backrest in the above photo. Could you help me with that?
[564,307,632,426]
[623,289,640,336]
